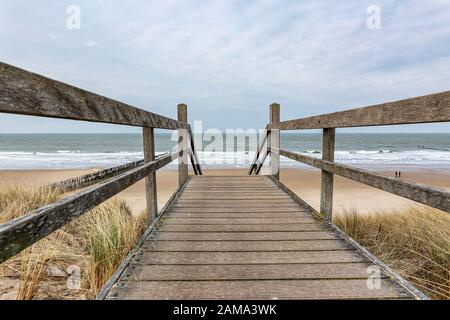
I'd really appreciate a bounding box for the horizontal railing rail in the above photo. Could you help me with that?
[0,150,184,263]
[250,91,450,217]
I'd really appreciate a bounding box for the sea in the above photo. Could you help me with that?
[0,133,449,170]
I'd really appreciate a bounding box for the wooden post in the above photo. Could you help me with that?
[320,128,335,220]
[143,127,157,224]
[178,104,189,186]
[269,103,280,180]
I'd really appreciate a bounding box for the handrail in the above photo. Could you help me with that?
[0,62,203,264]
[278,148,450,213]
[0,62,187,130]
[0,149,185,263]
[270,91,450,130]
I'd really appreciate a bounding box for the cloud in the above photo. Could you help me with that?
[0,0,449,132]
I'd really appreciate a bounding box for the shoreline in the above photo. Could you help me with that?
[1,167,449,215]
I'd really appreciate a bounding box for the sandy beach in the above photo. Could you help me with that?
[1,167,449,215]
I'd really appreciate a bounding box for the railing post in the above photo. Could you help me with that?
[143,127,158,224]
[269,103,280,180]
[320,128,335,220]
[178,103,189,186]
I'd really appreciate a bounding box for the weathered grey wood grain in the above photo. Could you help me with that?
[248,126,268,175]
[122,263,379,281]
[0,150,184,263]
[271,90,450,130]
[188,127,203,175]
[143,127,158,223]
[0,62,186,129]
[166,212,309,218]
[132,250,364,265]
[141,240,348,252]
[178,104,189,186]
[320,128,335,219]
[279,149,450,213]
[157,223,326,232]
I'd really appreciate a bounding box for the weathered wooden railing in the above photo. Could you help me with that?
[0,62,202,263]
[249,91,450,218]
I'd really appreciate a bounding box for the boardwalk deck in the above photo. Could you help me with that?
[103,176,417,300]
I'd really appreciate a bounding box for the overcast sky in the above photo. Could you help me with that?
[0,0,449,133]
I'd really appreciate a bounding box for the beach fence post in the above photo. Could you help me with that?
[178,103,189,186]
[143,127,158,224]
[320,128,335,220]
[269,103,280,180]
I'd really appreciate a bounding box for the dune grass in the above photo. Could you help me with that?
[334,206,450,300]
[0,185,146,300]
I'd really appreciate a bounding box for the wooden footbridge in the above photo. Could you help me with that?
[1,62,449,299]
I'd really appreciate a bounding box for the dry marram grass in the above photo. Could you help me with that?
[0,185,146,299]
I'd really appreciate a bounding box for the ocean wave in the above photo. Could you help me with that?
[0,149,449,169]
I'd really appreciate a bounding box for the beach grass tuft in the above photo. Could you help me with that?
[0,185,146,299]
[334,206,450,300]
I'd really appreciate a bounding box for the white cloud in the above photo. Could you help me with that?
[0,0,449,132]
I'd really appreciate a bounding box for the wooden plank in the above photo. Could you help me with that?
[248,126,269,175]
[122,263,378,281]
[0,150,183,263]
[173,200,299,206]
[143,127,158,223]
[0,62,186,129]
[163,218,315,225]
[178,104,189,186]
[141,240,349,252]
[271,90,450,130]
[108,279,411,300]
[166,212,309,218]
[280,149,450,213]
[151,231,339,241]
[158,224,327,232]
[132,250,365,265]
[320,128,335,219]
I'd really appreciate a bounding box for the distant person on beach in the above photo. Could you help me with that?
[395,171,398,178]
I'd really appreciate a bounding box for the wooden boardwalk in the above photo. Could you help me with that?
[104,176,417,300]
